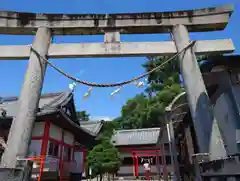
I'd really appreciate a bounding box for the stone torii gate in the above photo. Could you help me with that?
[0,4,235,180]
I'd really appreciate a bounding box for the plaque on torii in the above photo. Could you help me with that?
[0,4,235,180]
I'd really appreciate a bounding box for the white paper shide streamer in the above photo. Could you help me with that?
[110,87,122,97]
[83,87,93,99]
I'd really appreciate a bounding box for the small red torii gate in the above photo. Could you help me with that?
[132,149,167,180]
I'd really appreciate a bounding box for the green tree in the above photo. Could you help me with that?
[114,56,182,129]
[99,121,120,141]
[77,110,90,121]
[114,55,216,129]
[87,140,121,181]
[142,56,180,97]
[116,84,182,129]
[142,55,212,96]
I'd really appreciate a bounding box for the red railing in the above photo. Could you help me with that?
[29,156,60,181]
[29,156,78,181]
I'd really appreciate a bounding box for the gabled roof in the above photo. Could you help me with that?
[0,91,73,118]
[111,128,161,146]
[0,91,100,147]
[80,120,105,136]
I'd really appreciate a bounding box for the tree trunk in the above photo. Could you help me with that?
[107,173,111,181]
[100,174,103,181]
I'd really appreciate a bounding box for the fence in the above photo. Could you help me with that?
[29,156,60,181]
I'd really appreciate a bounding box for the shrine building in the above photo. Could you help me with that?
[111,128,175,180]
[0,91,103,181]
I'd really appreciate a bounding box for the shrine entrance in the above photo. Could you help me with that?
[132,150,165,180]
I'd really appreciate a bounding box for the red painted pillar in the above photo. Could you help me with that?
[132,152,136,177]
[135,153,139,177]
[72,138,75,161]
[59,130,64,181]
[132,152,135,177]
[39,120,51,181]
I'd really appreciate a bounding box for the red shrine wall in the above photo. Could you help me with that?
[0,120,87,181]
[29,120,86,181]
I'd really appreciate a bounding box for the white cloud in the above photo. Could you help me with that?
[90,116,112,121]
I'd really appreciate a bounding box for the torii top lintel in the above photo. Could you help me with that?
[0,4,233,35]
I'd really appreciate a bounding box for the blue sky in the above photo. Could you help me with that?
[0,0,239,120]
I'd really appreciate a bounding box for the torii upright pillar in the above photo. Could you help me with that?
[0,27,52,180]
[172,24,227,160]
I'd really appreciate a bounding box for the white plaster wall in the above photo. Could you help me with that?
[74,151,84,173]
[64,131,74,145]
[32,122,45,137]
[49,124,62,140]
[117,166,134,176]
[44,156,60,171]
[29,140,42,156]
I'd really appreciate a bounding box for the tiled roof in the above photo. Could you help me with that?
[0,91,101,147]
[111,128,161,146]
[80,120,104,136]
[0,91,73,118]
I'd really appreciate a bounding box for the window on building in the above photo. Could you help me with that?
[48,142,59,157]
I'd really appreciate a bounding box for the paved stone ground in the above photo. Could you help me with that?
[83,180,166,181]
[83,178,170,181]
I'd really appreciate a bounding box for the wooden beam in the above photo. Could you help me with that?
[0,39,235,60]
[0,4,233,35]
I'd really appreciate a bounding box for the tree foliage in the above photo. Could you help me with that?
[114,56,183,129]
[142,56,180,96]
[98,121,120,142]
[86,121,121,179]
[113,54,215,129]
[86,140,121,180]
[77,110,90,121]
